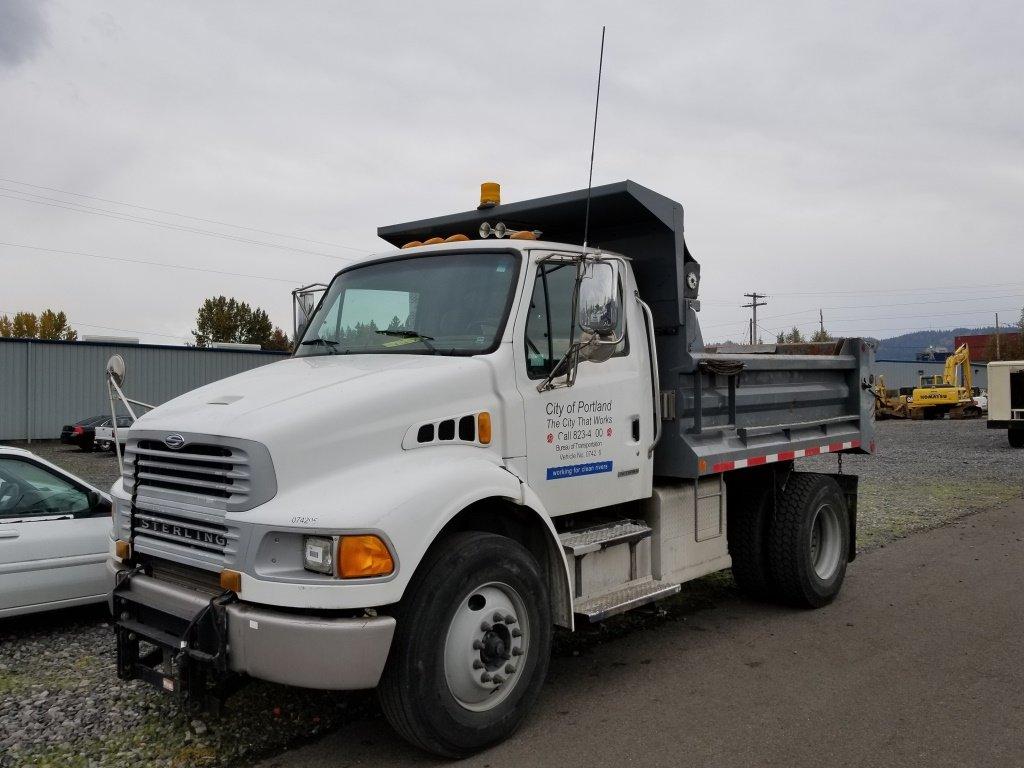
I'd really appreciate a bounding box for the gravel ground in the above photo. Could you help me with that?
[1,420,1021,767]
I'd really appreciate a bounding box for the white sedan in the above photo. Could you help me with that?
[0,446,112,617]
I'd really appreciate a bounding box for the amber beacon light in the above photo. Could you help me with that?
[478,181,500,209]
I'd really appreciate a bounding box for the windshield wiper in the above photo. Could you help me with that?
[376,329,437,352]
[299,338,339,354]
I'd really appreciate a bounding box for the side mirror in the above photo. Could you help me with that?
[577,260,619,337]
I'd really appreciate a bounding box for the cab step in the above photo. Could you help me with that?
[574,578,681,622]
[559,520,651,556]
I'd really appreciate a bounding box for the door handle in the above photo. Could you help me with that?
[0,531,20,540]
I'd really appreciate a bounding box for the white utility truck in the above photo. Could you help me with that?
[109,181,876,756]
[986,360,1024,447]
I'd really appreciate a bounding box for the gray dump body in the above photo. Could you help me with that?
[379,180,875,480]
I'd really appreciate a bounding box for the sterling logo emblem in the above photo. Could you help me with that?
[135,516,228,549]
[164,433,186,450]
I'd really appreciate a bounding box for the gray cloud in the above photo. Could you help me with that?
[0,1,1020,345]
[0,0,48,67]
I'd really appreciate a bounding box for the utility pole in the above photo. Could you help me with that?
[743,292,767,344]
[819,309,825,336]
[995,312,1001,360]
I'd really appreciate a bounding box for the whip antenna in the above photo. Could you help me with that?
[582,26,606,249]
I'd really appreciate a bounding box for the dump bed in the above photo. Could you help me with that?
[658,340,875,478]
[380,181,876,479]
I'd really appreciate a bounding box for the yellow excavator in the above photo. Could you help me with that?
[871,374,910,419]
[909,343,983,420]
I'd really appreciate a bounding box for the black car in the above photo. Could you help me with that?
[59,415,108,451]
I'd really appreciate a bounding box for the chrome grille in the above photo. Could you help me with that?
[130,440,250,504]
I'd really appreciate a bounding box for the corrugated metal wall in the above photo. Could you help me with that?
[0,339,287,440]
[875,359,988,391]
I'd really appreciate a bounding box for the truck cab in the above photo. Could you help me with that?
[109,181,875,756]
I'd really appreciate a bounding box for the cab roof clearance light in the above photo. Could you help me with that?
[401,233,471,249]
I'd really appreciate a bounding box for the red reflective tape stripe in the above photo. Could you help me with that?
[709,437,864,475]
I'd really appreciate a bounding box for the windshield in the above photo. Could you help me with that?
[296,251,520,357]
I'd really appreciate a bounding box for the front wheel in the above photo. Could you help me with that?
[768,473,850,608]
[378,531,551,757]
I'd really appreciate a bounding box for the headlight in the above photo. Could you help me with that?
[303,536,335,574]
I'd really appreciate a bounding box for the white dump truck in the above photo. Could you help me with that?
[109,181,875,756]
[986,360,1024,447]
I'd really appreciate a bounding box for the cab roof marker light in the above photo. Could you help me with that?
[444,234,469,242]
[423,236,445,245]
[401,240,423,249]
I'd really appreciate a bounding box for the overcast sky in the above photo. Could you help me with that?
[1,0,1021,349]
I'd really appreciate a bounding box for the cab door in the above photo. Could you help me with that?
[511,253,652,517]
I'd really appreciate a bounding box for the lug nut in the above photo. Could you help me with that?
[493,612,505,623]
[480,622,493,632]
[472,660,483,669]
[505,664,516,674]
[505,616,517,625]
[492,674,505,684]
[511,628,522,638]
[472,640,484,650]
[481,672,493,683]
[512,647,524,656]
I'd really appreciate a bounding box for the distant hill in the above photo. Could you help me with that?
[875,327,1000,361]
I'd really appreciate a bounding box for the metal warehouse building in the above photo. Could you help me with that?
[0,338,287,441]
[875,358,988,392]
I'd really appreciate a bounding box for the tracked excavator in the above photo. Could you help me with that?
[909,343,982,420]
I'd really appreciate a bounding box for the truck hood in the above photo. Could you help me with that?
[136,354,492,434]
[132,353,508,486]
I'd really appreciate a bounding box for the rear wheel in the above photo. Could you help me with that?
[379,531,551,757]
[768,473,850,608]
[1009,430,1024,449]
[97,439,113,452]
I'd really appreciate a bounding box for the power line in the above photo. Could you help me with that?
[0,176,372,254]
[701,292,1024,330]
[0,241,309,284]
[0,189,364,262]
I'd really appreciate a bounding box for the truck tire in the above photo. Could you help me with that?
[378,531,551,757]
[768,473,849,608]
[726,484,774,599]
[1009,430,1024,449]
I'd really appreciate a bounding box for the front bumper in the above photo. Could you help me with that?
[108,560,395,695]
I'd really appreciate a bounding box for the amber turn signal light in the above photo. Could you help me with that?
[338,535,394,579]
[115,539,132,560]
[220,569,242,593]
[477,412,492,445]
[401,240,423,249]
